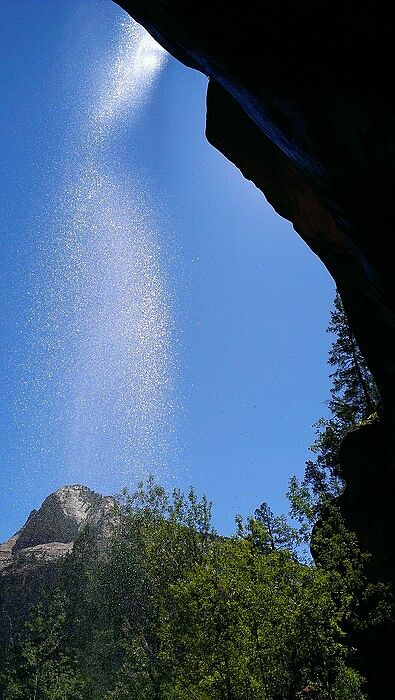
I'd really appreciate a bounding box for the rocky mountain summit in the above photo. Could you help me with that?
[0,485,116,574]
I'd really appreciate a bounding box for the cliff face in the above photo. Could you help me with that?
[112,3,395,559]
[113,2,395,412]
[0,486,117,673]
[0,485,116,574]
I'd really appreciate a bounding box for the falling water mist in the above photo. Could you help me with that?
[24,19,174,489]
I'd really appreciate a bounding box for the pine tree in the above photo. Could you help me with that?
[304,292,380,499]
[327,292,379,422]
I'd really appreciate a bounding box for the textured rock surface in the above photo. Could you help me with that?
[113,0,395,537]
[0,486,117,669]
[0,485,116,573]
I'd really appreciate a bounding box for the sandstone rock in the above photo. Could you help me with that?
[0,485,117,574]
[112,0,395,569]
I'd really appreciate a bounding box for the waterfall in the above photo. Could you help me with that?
[25,19,174,488]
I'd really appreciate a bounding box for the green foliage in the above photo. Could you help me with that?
[1,477,368,700]
[1,592,84,699]
[285,293,383,558]
[287,291,393,698]
[303,292,379,502]
[2,292,382,698]
[84,481,216,699]
[326,294,379,422]
[97,479,367,699]
[163,534,366,699]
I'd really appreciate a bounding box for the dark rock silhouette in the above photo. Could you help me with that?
[112,2,395,409]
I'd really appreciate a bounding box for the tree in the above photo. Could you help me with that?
[1,592,84,700]
[302,292,380,502]
[0,472,374,699]
[251,501,299,553]
[288,292,393,699]
[97,479,215,699]
[162,517,367,700]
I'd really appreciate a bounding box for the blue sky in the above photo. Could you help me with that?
[0,0,335,540]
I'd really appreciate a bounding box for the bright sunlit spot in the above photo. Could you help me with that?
[93,20,167,135]
[135,33,167,73]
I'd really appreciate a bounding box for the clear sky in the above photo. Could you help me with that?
[0,0,335,541]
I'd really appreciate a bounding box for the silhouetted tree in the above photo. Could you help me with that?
[304,292,379,500]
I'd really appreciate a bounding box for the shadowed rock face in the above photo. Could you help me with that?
[109,6,395,516]
[0,485,116,572]
[113,1,395,412]
[111,0,395,554]
[111,3,395,537]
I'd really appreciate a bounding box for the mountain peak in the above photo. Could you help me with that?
[0,485,116,572]
[51,484,104,524]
